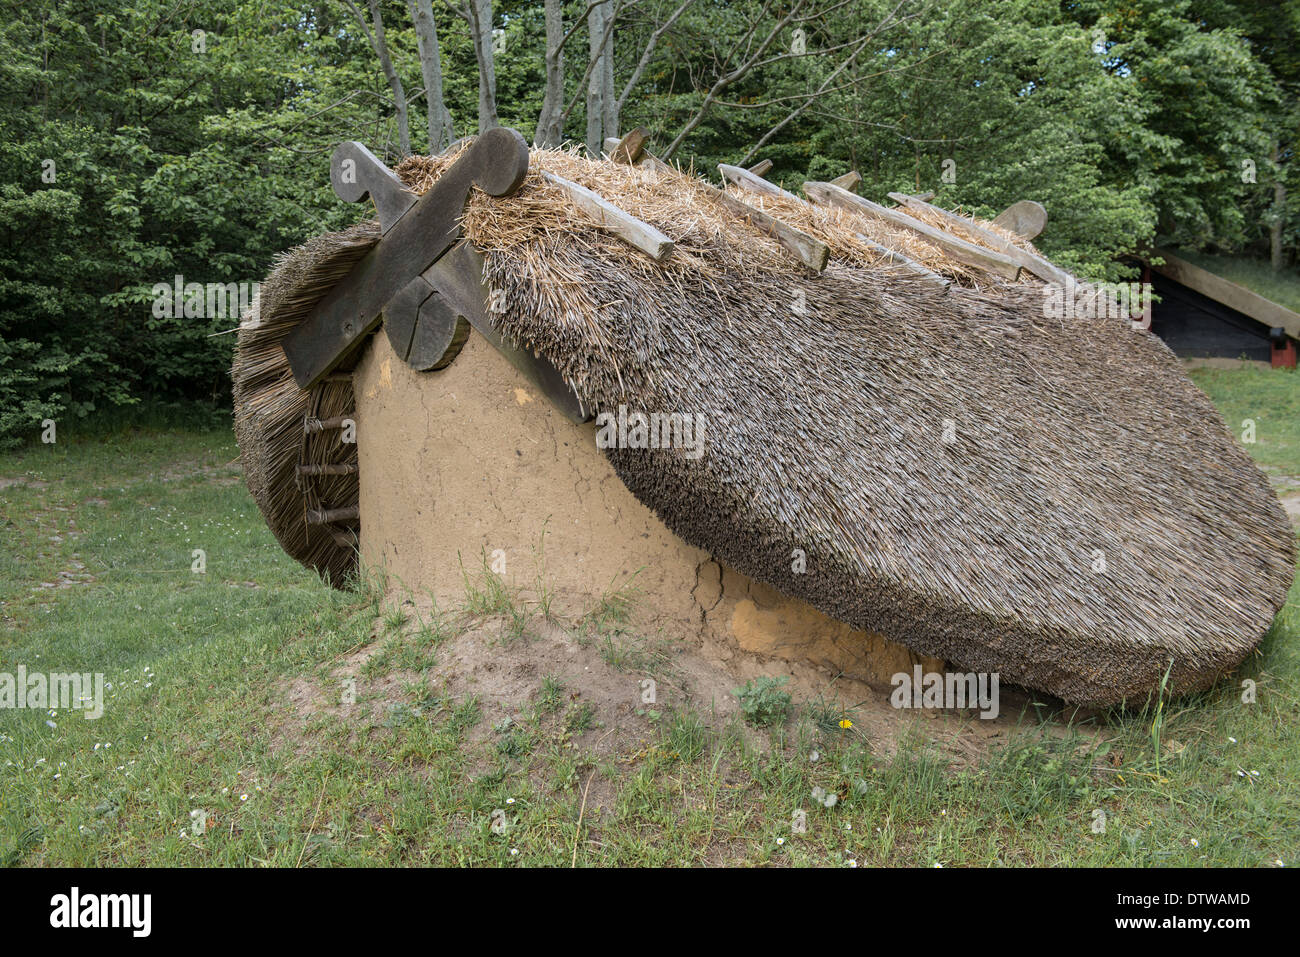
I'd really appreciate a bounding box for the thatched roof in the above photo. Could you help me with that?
[235,144,1296,708]
[233,222,378,585]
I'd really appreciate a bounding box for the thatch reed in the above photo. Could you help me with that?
[232,222,378,584]
[237,144,1295,706]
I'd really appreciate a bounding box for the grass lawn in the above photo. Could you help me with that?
[1188,364,1300,474]
[1,372,1297,868]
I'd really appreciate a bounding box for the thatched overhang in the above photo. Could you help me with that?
[233,132,1296,707]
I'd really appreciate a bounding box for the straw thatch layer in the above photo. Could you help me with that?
[237,145,1295,706]
[399,147,1296,707]
[232,221,378,584]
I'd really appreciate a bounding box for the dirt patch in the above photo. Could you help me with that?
[0,477,50,490]
[273,592,1085,811]
[156,461,243,486]
[1265,474,1300,528]
[1281,493,1300,527]
[37,558,95,590]
[1181,357,1273,371]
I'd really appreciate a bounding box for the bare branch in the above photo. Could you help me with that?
[615,0,698,117]
[342,0,410,156]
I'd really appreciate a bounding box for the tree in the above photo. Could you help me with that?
[449,0,500,132]
[585,0,618,154]
[411,0,456,152]
[534,0,566,147]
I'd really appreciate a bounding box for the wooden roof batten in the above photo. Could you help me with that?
[886,192,1075,285]
[604,133,830,272]
[717,161,950,292]
[803,180,1024,282]
[542,171,675,261]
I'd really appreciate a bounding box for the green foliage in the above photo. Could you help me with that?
[618,0,1291,281]
[1,0,1294,446]
[733,676,792,728]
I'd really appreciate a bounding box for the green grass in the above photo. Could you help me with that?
[1189,364,1300,473]
[1,387,1297,867]
[1169,248,1300,315]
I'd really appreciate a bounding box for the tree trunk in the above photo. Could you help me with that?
[535,0,565,147]
[410,0,454,153]
[585,2,613,155]
[601,4,617,141]
[1272,141,1287,272]
[366,0,410,156]
[469,0,499,132]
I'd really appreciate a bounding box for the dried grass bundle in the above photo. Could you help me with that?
[232,222,378,584]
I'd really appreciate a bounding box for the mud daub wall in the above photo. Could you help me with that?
[353,331,938,685]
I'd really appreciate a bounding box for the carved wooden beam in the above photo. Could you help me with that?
[283,128,530,390]
[422,242,590,423]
